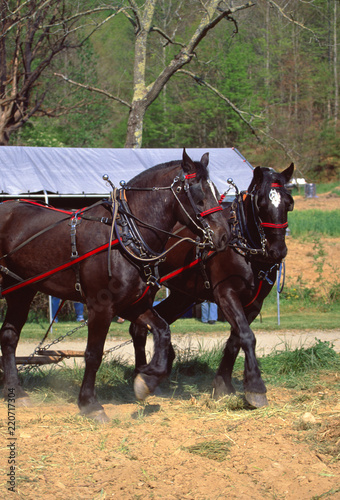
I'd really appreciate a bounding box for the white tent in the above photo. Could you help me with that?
[0,146,253,200]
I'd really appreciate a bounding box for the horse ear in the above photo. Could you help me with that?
[253,166,263,185]
[281,163,294,184]
[200,152,209,169]
[182,148,196,174]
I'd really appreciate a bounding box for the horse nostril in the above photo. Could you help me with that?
[268,245,287,262]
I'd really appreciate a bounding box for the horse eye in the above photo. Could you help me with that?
[190,183,205,205]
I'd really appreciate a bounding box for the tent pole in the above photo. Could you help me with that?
[43,190,54,332]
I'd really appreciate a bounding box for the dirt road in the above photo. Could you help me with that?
[15,329,340,368]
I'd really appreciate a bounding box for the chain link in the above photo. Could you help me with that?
[17,321,135,373]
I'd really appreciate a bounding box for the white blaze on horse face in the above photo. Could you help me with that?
[269,189,281,208]
[208,179,219,204]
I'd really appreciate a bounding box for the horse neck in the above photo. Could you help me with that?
[240,193,262,247]
[125,170,180,252]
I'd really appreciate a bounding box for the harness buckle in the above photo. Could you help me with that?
[258,270,274,285]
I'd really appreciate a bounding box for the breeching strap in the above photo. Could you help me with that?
[1,239,119,297]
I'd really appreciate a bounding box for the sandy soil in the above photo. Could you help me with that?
[1,190,339,499]
[284,190,340,288]
[0,369,339,499]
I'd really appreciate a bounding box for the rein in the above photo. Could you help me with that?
[0,168,223,294]
[228,182,289,257]
[122,171,223,248]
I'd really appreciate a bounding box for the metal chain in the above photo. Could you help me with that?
[17,321,88,373]
[18,321,136,373]
[103,338,134,358]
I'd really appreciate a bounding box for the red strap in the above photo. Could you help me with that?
[131,250,216,305]
[245,280,263,308]
[1,239,119,296]
[261,222,288,229]
[271,183,283,188]
[19,199,74,214]
[200,206,223,217]
[218,194,225,204]
[185,173,196,179]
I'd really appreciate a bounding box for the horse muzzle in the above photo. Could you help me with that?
[266,243,287,263]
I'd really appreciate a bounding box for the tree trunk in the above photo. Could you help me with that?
[334,0,338,126]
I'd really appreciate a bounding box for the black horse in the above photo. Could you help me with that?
[0,149,229,422]
[130,164,294,407]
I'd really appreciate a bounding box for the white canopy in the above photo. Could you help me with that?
[0,146,253,197]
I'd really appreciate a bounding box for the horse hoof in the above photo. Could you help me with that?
[16,397,32,408]
[212,376,235,400]
[134,374,150,401]
[245,392,268,408]
[81,409,110,424]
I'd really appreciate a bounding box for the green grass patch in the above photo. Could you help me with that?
[288,210,340,237]
[261,339,340,376]
[16,296,340,345]
[291,182,340,197]
[12,338,339,408]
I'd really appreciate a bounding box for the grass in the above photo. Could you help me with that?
[182,439,232,461]
[291,182,340,197]
[288,210,340,237]
[15,285,340,344]
[12,338,339,411]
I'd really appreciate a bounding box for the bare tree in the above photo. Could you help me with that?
[57,0,256,148]
[0,0,116,145]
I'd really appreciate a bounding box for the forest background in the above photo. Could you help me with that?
[1,0,339,182]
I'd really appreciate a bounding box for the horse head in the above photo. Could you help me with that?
[174,149,229,251]
[246,163,294,263]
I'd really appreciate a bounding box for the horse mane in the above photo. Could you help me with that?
[127,158,209,188]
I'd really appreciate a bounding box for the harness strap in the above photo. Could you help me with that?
[244,280,263,308]
[131,250,216,305]
[1,239,119,297]
[260,221,288,229]
[0,216,71,261]
[200,206,223,217]
[108,187,119,277]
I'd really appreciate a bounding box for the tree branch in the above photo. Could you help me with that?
[267,0,319,40]
[177,69,263,140]
[149,26,185,48]
[54,73,132,109]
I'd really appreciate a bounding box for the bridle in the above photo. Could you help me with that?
[119,170,224,249]
[170,172,223,247]
[226,179,289,257]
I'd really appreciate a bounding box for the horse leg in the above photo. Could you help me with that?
[213,295,268,408]
[133,309,172,401]
[77,309,111,423]
[212,327,240,399]
[129,322,148,374]
[0,289,36,407]
[129,293,192,377]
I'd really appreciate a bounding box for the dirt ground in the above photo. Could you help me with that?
[0,374,339,500]
[284,191,340,288]
[1,190,339,499]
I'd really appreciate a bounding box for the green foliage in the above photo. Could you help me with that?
[288,210,340,237]
[260,339,340,376]
[7,1,340,180]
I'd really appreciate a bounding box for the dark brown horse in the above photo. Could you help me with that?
[0,150,230,422]
[130,164,294,407]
